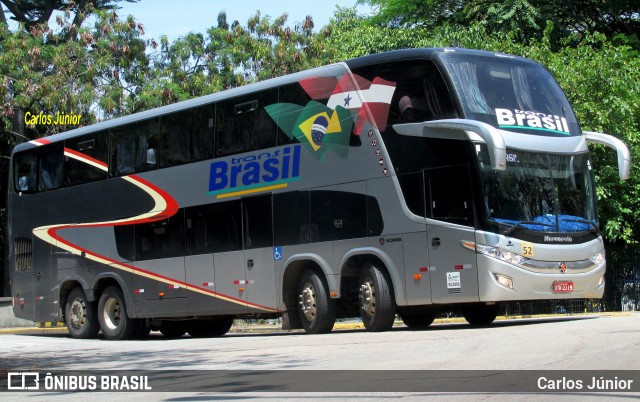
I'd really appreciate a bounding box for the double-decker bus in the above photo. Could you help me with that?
[7,48,630,340]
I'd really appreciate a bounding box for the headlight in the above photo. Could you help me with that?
[475,243,527,267]
[496,249,527,266]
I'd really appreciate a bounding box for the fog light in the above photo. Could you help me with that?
[494,273,515,291]
[597,275,605,288]
[590,251,606,266]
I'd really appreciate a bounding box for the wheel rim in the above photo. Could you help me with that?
[102,297,122,331]
[69,297,87,329]
[359,277,376,318]
[299,282,317,322]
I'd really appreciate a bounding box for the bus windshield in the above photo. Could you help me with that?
[476,145,597,233]
[442,54,580,137]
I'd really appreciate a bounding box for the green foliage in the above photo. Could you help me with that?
[356,0,462,28]
[0,0,138,35]
[0,6,150,140]
[142,11,328,103]
[358,0,640,48]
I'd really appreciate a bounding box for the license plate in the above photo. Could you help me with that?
[553,281,574,293]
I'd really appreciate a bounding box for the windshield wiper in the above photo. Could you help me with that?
[561,218,600,235]
[503,221,555,236]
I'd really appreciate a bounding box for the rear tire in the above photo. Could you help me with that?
[187,317,234,338]
[359,263,396,332]
[64,287,100,339]
[133,319,151,339]
[400,311,436,330]
[297,269,336,334]
[98,286,137,340]
[462,303,499,326]
[159,321,187,338]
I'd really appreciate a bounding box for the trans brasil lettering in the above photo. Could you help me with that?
[209,145,301,198]
[496,108,570,136]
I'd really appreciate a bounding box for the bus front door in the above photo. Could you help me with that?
[425,165,480,303]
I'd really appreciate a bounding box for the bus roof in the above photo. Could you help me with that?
[12,47,533,154]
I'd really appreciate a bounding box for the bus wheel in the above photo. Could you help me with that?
[297,269,336,334]
[159,321,187,338]
[98,286,137,340]
[64,287,100,339]
[462,303,499,326]
[400,312,436,330]
[188,317,234,338]
[358,263,396,332]
[134,320,151,339]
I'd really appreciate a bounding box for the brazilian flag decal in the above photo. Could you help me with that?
[266,101,353,159]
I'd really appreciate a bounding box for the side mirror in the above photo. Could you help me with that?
[584,131,631,180]
[393,119,507,170]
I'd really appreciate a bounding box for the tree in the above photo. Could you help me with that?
[145,10,326,103]
[356,0,463,28]
[358,0,640,47]
[0,0,138,33]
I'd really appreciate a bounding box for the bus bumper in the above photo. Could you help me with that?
[477,254,606,301]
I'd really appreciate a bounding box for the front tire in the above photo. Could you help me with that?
[400,311,436,330]
[462,303,499,326]
[359,263,396,332]
[297,269,336,334]
[98,286,137,340]
[159,321,187,338]
[133,319,151,339]
[64,287,100,339]
[187,317,234,338]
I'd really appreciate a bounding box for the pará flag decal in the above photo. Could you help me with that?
[298,74,396,134]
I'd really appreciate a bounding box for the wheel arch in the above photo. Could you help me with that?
[282,254,334,307]
[281,254,335,330]
[338,248,405,306]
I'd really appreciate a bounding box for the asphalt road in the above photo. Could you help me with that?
[1,313,639,400]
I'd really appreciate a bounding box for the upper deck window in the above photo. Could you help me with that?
[353,59,457,129]
[13,144,64,193]
[64,132,109,186]
[216,89,279,157]
[442,54,580,136]
[110,118,159,176]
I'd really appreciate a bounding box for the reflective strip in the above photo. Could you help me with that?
[233,280,255,285]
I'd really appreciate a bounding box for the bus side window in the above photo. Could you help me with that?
[110,118,159,177]
[310,190,367,242]
[64,132,109,186]
[276,82,313,146]
[135,210,185,261]
[14,151,38,193]
[159,104,214,168]
[274,191,311,245]
[216,89,278,157]
[185,201,242,254]
[397,172,426,217]
[242,195,273,249]
[38,144,63,191]
[427,165,473,226]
